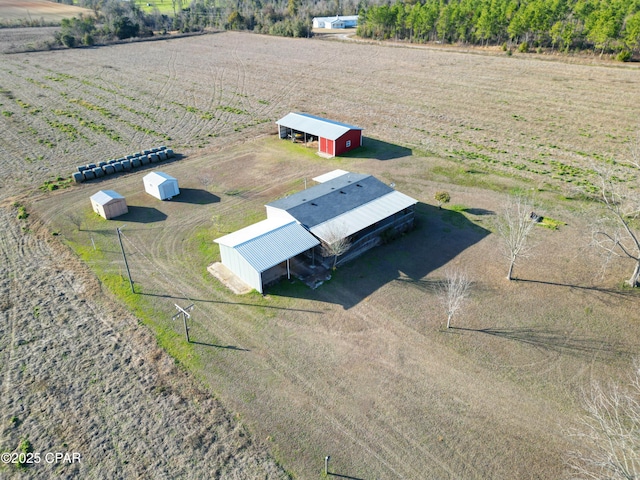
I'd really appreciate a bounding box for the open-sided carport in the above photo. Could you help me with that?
[276,112,363,157]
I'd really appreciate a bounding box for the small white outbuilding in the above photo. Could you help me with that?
[90,190,128,220]
[143,171,179,200]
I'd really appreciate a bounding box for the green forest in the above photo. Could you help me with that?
[45,0,640,59]
[357,0,640,58]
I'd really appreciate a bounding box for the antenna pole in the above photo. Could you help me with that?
[116,227,134,293]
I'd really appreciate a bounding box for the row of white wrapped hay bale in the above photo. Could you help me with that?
[73,146,175,183]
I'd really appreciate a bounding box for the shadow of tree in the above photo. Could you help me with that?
[514,278,640,299]
[465,208,494,216]
[451,326,633,359]
[327,472,366,480]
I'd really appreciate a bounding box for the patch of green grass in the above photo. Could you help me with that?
[536,216,566,230]
[448,204,467,212]
[13,202,28,220]
[39,176,72,192]
[223,189,246,197]
[133,0,176,14]
[100,274,199,367]
[2,110,12,117]
[217,105,249,115]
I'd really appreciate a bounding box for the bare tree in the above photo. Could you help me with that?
[588,159,640,287]
[435,266,472,329]
[320,223,351,270]
[495,194,537,280]
[566,361,640,479]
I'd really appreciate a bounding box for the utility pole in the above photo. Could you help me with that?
[172,303,194,343]
[325,456,330,475]
[116,226,134,293]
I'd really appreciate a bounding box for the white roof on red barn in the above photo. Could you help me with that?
[215,218,319,273]
[276,113,363,141]
[90,190,125,206]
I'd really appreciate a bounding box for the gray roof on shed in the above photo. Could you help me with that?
[90,190,125,206]
[267,173,398,229]
[276,113,362,141]
[215,218,319,273]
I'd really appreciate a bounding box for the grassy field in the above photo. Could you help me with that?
[133,0,176,15]
[2,31,640,478]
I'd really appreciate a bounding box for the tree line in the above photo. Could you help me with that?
[55,0,365,46]
[52,0,640,58]
[357,0,640,59]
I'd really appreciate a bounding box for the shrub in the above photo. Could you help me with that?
[61,34,76,48]
[434,191,451,209]
[616,50,632,62]
[518,41,529,53]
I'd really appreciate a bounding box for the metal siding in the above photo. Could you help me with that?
[335,130,362,155]
[219,244,263,292]
[319,137,328,154]
[216,220,319,273]
[310,191,418,242]
[265,206,296,223]
[235,224,319,272]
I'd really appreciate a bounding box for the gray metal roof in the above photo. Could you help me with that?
[310,190,417,242]
[276,113,362,141]
[267,173,395,228]
[215,218,319,273]
[90,190,125,206]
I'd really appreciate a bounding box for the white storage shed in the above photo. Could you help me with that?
[90,190,128,220]
[143,171,179,200]
[215,218,320,294]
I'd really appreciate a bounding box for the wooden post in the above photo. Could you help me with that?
[116,227,134,293]
[173,304,194,343]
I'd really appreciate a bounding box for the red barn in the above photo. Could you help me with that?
[276,112,363,157]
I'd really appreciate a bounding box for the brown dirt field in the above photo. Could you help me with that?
[1,31,640,479]
[0,26,60,53]
[0,0,92,23]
